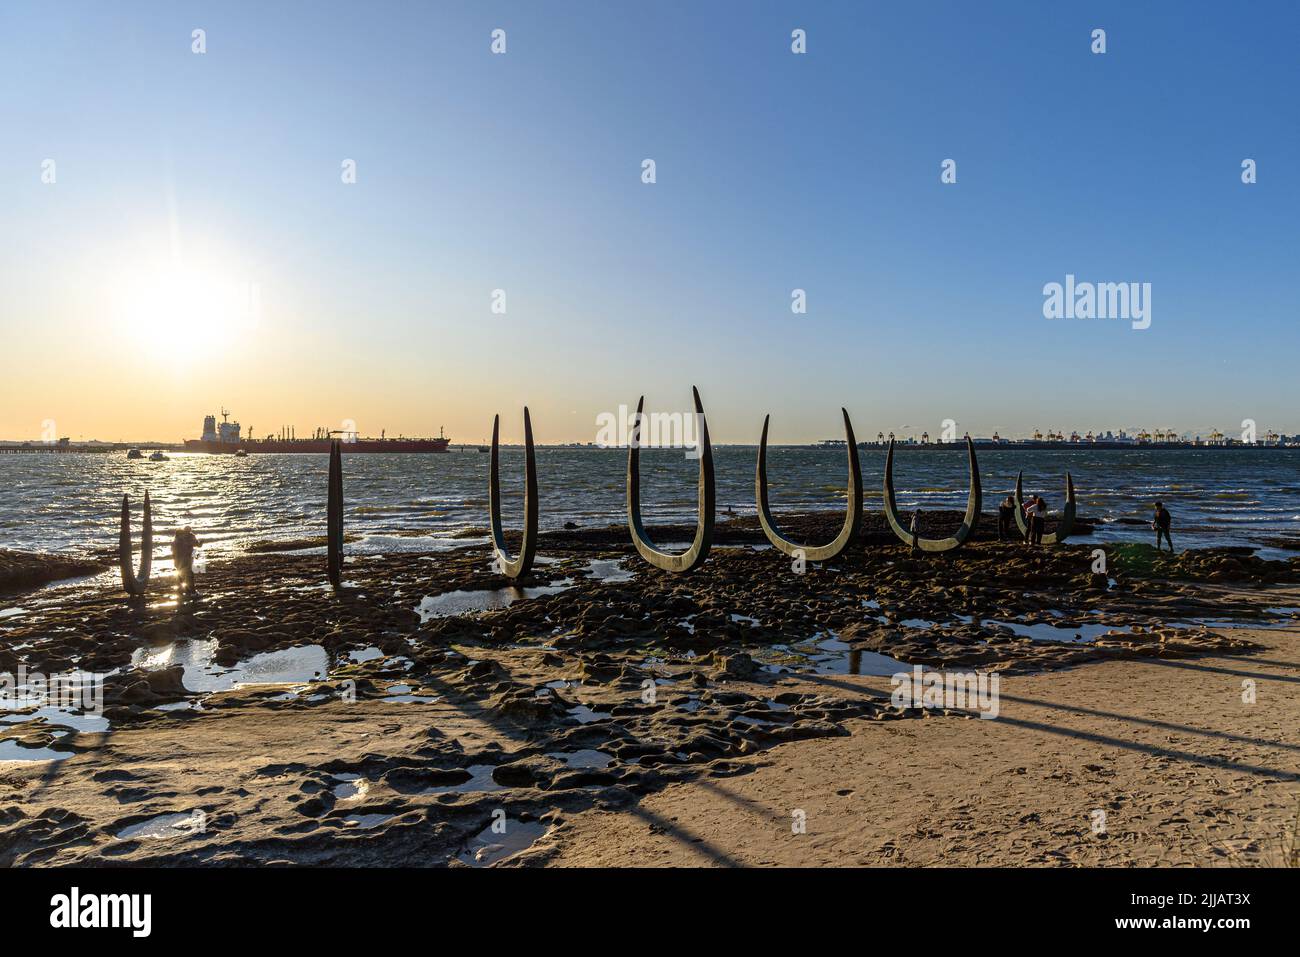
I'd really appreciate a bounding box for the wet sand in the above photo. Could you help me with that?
[0,514,1296,867]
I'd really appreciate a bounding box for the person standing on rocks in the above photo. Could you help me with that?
[172,526,202,596]
[1030,496,1047,546]
[998,495,1016,541]
[1153,501,1174,553]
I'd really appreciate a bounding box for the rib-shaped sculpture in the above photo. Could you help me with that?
[883,437,982,552]
[626,386,715,572]
[489,407,538,578]
[119,490,153,597]
[1014,471,1076,544]
[327,440,343,588]
[756,408,862,561]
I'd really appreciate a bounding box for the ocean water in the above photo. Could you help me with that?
[1,448,1297,558]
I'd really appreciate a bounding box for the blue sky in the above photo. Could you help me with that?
[1,1,1296,443]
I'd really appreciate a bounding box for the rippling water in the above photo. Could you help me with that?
[1,448,1297,557]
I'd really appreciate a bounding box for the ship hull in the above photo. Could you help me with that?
[183,439,450,454]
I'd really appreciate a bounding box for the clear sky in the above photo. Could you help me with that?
[2,1,1296,444]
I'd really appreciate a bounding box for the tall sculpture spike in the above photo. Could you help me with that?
[627,386,715,572]
[489,407,539,578]
[756,408,863,561]
[118,490,153,596]
[327,440,343,588]
[1014,471,1076,544]
[882,437,981,552]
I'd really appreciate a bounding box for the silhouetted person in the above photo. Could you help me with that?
[998,495,1015,541]
[1030,496,1047,546]
[173,526,202,595]
[1153,501,1174,552]
[909,508,921,554]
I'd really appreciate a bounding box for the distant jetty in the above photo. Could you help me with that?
[853,439,1298,451]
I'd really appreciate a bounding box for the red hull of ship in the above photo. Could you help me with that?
[183,438,450,454]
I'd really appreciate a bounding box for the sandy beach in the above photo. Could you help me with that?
[550,600,1300,867]
[1,514,1296,867]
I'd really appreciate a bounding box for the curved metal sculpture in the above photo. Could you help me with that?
[119,490,153,597]
[756,408,863,561]
[627,386,715,572]
[1014,471,1076,544]
[882,437,982,552]
[327,440,344,588]
[489,407,538,579]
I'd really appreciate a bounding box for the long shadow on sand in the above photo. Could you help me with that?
[797,670,1300,782]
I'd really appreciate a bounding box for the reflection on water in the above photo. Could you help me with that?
[415,581,574,621]
[116,811,205,840]
[130,640,329,693]
[0,739,70,762]
[546,749,613,769]
[422,765,506,795]
[2,448,1297,558]
[812,646,910,676]
[983,619,1130,644]
[457,820,549,867]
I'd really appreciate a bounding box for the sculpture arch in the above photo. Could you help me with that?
[756,408,862,562]
[119,490,153,597]
[882,437,981,552]
[626,386,714,573]
[327,440,344,588]
[1014,471,1076,544]
[489,407,539,578]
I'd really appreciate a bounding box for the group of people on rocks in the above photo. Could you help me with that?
[991,494,1173,551]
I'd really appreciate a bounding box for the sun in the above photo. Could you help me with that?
[111,258,258,363]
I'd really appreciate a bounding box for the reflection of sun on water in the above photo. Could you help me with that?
[111,260,259,363]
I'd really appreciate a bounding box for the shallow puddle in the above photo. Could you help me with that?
[345,813,393,829]
[984,620,1127,644]
[812,648,911,676]
[0,739,70,762]
[546,749,613,770]
[415,581,574,621]
[422,765,507,795]
[0,705,109,734]
[332,774,368,800]
[116,811,205,840]
[584,558,634,583]
[457,820,550,866]
[567,705,611,724]
[381,683,438,703]
[130,640,329,693]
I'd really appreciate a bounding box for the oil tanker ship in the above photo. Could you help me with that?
[183,411,451,454]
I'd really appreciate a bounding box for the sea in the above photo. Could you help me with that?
[1,447,1297,560]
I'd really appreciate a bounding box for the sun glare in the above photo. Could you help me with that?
[111,259,259,363]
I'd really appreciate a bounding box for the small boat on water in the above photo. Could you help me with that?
[234,449,248,458]
[127,449,143,459]
[149,451,169,461]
